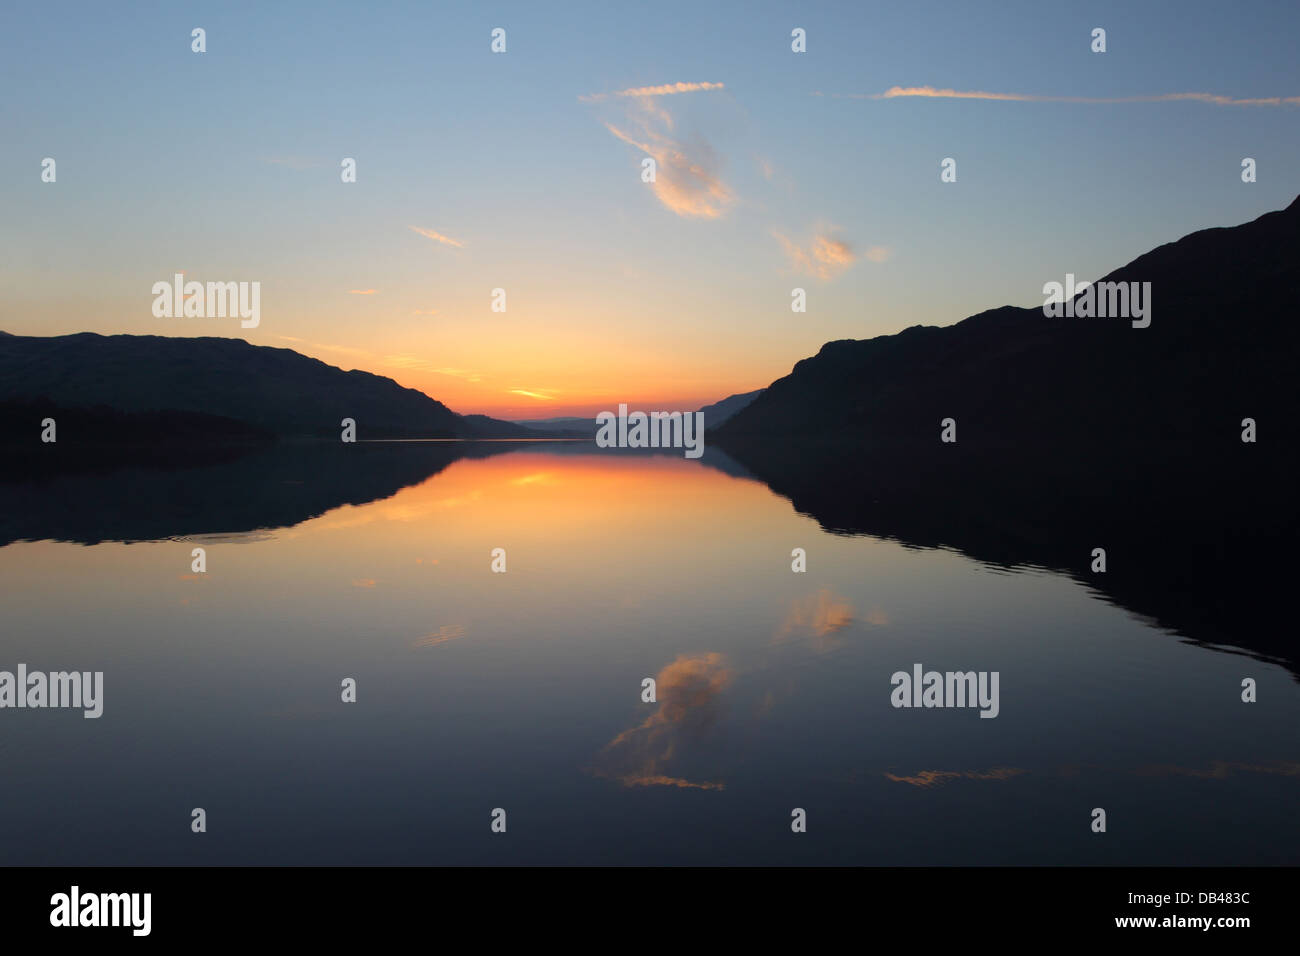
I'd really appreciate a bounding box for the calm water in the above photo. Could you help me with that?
[1,442,1296,865]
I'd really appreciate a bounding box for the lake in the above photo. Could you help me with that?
[1,441,1296,864]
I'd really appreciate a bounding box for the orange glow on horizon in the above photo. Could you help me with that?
[288,341,762,420]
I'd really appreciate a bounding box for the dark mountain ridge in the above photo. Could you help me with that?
[717,196,1300,446]
[0,332,537,440]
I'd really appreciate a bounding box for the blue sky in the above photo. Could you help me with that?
[2,0,1297,416]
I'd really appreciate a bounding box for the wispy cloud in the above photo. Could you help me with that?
[772,227,881,279]
[581,80,724,102]
[603,118,734,219]
[588,79,735,220]
[409,225,465,248]
[509,387,558,401]
[312,343,372,358]
[277,336,376,365]
[435,367,483,382]
[384,354,437,371]
[840,85,1300,107]
[277,338,372,360]
[383,355,482,382]
[347,289,378,295]
[812,235,855,268]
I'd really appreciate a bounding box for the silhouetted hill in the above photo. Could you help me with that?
[0,333,538,440]
[698,388,763,429]
[718,197,1300,446]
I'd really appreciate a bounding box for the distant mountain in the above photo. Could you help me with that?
[717,197,1300,446]
[513,416,594,436]
[698,388,762,429]
[459,414,556,439]
[0,332,538,441]
[513,390,765,436]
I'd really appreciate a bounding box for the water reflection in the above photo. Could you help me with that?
[592,652,731,792]
[0,440,1296,864]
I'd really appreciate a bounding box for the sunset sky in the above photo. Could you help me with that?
[3,0,1299,418]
